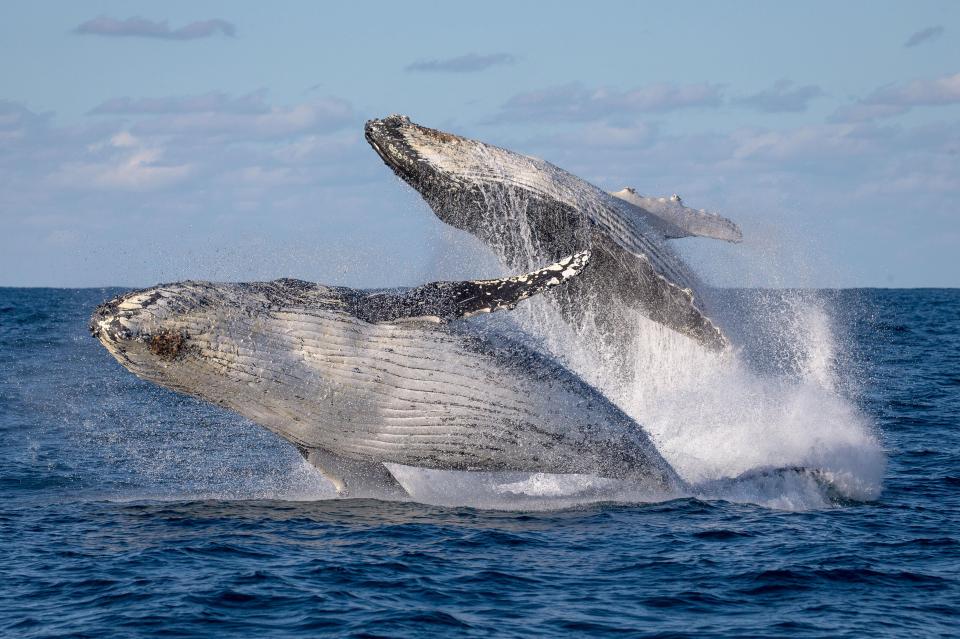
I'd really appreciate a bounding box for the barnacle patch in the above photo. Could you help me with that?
[149,330,187,359]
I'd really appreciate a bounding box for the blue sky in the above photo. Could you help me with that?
[1,1,958,287]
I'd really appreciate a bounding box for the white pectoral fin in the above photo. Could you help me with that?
[300,447,408,498]
[360,250,591,323]
[611,188,743,243]
[452,249,592,318]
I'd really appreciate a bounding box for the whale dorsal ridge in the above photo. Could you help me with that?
[359,250,591,323]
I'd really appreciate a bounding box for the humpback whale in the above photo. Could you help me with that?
[91,253,684,497]
[365,115,742,361]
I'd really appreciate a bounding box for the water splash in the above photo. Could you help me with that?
[406,182,887,510]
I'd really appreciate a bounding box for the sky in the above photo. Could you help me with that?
[1,1,958,288]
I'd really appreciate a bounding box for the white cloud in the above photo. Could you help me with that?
[0,100,53,144]
[54,131,193,191]
[89,91,270,115]
[904,26,944,48]
[830,72,960,122]
[74,16,235,40]
[1,94,435,287]
[866,72,960,107]
[494,82,723,122]
[272,131,360,163]
[737,80,824,113]
[128,97,354,139]
[405,53,516,73]
[1,94,369,224]
[828,103,908,124]
[728,124,882,163]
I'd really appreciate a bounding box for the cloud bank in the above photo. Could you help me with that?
[74,16,236,40]
[4,63,959,287]
[0,91,439,288]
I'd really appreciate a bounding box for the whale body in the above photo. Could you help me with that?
[365,115,740,361]
[90,253,684,497]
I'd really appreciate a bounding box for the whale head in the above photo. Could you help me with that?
[90,284,210,389]
[364,115,564,231]
[364,114,481,204]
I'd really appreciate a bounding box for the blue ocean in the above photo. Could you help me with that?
[1,287,958,637]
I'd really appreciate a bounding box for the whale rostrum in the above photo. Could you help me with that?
[365,115,737,358]
[91,252,684,497]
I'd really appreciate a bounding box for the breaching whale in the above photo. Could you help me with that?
[365,115,742,359]
[90,252,684,497]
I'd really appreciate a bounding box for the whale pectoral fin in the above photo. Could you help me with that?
[358,250,591,323]
[299,447,409,499]
[611,188,743,243]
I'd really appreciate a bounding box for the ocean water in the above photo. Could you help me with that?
[1,287,958,637]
